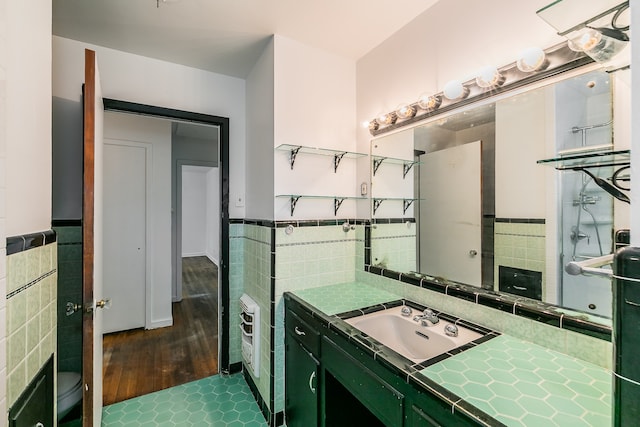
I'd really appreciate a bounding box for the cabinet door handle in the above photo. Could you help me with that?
[308,371,316,394]
[294,326,306,336]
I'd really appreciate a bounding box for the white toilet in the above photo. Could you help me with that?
[57,371,83,420]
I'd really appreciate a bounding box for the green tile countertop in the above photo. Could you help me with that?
[420,335,612,427]
[292,281,400,315]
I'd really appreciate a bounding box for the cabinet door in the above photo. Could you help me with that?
[285,333,319,427]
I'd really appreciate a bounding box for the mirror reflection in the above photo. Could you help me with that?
[370,68,630,320]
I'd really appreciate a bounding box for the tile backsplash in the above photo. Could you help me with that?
[6,231,57,407]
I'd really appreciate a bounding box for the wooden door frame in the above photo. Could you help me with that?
[102,98,231,370]
[82,48,97,427]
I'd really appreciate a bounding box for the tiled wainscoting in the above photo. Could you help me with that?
[53,223,83,373]
[370,219,416,272]
[230,219,364,425]
[5,231,57,408]
[494,219,546,298]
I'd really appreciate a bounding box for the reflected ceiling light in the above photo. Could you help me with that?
[475,66,505,88]
[395,103,416,120]
[417,93,442,110]
[443,80,469,100]
[567,27,629,63]
[516,47,548,72]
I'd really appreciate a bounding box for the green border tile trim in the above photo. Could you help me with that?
[102,373,267,426]
[420,335,611,427]
[293,282,399,315]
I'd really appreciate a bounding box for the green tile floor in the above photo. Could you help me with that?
[102,373,267,426]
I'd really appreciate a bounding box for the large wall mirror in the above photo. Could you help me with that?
[369,66,630,322]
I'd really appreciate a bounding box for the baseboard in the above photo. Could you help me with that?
[182,252,206,258]
[146,318,173,330]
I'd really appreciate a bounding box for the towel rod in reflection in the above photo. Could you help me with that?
[565,254,614,278]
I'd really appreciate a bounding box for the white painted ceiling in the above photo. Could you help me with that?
[53,0,440,79]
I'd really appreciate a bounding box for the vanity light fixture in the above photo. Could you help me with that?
[442,80,469,100]
[516,47,548,72]
[367,40,593,136]
[475,66,505,88]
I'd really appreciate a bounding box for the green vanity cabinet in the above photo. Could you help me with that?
[285,307,321,427]
[406,389,475,427]
[322,335,404,427]
[284,295,480,427]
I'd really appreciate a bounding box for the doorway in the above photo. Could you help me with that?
[99,99,230,405]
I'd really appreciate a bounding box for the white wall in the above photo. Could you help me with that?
[273,35,357,220]
[1,0,52,415]
[182,168,208,257]
[495,88,548,218]
[104,112,173,329]
[5,2,52,237]
[246,37,275,220]
[182,166,219,263]
[52,36,247,219]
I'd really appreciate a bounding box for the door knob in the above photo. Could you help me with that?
[96,298,112,309]
[469,249,478,257]
[86,298,112,313]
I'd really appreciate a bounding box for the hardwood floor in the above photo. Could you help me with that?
[102,256,219,405]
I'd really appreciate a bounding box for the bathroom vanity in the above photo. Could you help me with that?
[284,283,612,427]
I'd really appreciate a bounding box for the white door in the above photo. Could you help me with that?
[103,142,147,333]
[419,141,482,286]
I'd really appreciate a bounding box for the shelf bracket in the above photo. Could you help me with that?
[373,198,384,215]
[334,198,345,216]
[333,152,347,173]
[573,167,630,204]
[403,199,415,214]
[373,158,385,176]
[289,146,302,170]
[403,162,415,179]
[289,196,301,216]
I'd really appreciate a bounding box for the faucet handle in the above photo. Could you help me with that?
[423,308,436,317]
[444,324,459,337]
[400,306,413,317]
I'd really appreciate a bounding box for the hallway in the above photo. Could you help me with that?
[102,257,219,405]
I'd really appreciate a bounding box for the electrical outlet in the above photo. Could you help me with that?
[235,194,245,207]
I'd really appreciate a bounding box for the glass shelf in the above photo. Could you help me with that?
[371,155,419,178]
[536,149,630,170]
[537,149,630,203]
[276,194,367,216]
[537,0,628,35]
[276,144,367,171]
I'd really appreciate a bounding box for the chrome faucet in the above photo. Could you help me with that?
[413,308,439,326]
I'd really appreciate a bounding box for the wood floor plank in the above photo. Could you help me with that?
[102,256,219,405]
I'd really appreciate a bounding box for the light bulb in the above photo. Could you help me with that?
[417,94,441,110]
[475,66,504,88]
[376,112,396,126]
[443,80,469,100]
[395,104,416,120]
[516,47,547,72]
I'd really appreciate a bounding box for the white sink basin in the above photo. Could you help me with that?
[345,306,483,364]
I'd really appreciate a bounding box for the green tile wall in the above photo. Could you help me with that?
[370,222,416,272]
[274,223,361,413]
[355,270,612,370]
[232,224,272,412]
[54,226,83,373]
[494,222,546,297]
[6,241,57,407]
